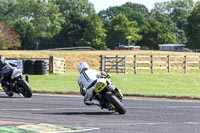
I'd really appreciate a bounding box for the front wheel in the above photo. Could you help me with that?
[17,79,32,98]
[105,92,126,114]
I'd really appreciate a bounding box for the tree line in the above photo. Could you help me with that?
[0,0,199,50]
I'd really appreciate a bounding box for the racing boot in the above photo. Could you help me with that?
[84,99,100,106]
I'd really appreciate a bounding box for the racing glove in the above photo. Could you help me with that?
[100,71,110,78]
[80,87,86,96]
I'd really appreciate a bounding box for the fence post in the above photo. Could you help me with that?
[49,55,54,73]
[199,56,200,69]
[151,55,154,74]
[134,55,137,74]
[124,56,126,74]
[100,55,104,71]
[167,55,170,73]
[116,55,118,74]
[184,55,187,73]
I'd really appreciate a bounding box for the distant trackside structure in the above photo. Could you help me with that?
[159,44,186,52]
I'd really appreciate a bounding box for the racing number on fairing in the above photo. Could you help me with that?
[95,82,107,94]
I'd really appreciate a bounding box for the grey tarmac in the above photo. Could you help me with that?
[0,92,200,133]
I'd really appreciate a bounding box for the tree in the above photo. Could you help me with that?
[106,14,141,49]
[0,22,20,49]
[186,2,200,49]
[138,20,177,50]
[0,0,65,49]
[50,0,102,48]
[31,2,65,39]
[150,11,187,44]
[153,0,195,28]
[121,2,149,17]
[0,0,17,21]
[12,19,34,49]
[82,15,106,49]
[98,2,149,28]
[52,0,95,16]
[151,0,195,44]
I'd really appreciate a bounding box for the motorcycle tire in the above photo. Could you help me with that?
[17,78,32,98]
[105,92,126,114]
[2,86,13,97]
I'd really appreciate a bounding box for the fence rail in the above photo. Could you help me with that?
[100,55,200,74]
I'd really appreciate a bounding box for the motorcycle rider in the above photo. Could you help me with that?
[0,55,16,90]
[77,62,120,106]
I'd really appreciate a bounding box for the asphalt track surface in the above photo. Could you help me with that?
[1,92,200,133]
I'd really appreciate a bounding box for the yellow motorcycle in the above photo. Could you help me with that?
[93,78,126,114]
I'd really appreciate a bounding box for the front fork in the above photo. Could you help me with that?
[113,88,123,100]
[107,83,123,100]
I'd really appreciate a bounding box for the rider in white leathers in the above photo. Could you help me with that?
[78,62,116,106]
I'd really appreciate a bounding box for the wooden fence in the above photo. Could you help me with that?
[100,55,126,74]
[100,55,200,74]
[49,56,66,74]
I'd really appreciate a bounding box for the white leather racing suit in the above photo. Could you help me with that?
[78,69,101,105]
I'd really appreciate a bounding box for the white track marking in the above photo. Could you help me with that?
[82,122,200,126]
[185,122,199,125]
[81,122,169,126]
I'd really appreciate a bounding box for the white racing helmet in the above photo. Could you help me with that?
[78,62,89,73]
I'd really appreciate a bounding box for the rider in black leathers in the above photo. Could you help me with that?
[0,55,16,90]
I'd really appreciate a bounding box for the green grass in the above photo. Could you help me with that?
[27,71,200,98]
[28,72,79,92]
[111,72,200,97]
[1,50,200,98]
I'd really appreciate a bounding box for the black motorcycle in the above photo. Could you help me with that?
[1,67,32,98]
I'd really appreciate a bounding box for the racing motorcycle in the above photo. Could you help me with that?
[1,64,32,98]
[93,77,126,114]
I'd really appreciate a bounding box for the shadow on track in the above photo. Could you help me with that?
[35,111,115,116]
[0,96,22,98]
[0,95,11,98]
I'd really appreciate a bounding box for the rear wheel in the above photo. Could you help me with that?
[105,92,126,114]
[17,79,32,98]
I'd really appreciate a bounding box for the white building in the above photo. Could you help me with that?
[159,44,186,52]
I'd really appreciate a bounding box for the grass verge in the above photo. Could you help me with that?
[23,71,200,99]
[1,50,200,99]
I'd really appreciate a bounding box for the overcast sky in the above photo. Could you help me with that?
[88,0,198,12]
